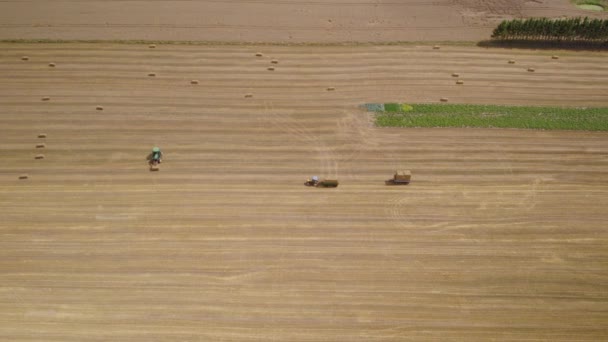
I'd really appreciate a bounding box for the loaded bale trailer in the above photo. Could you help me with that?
[385,170,411,185]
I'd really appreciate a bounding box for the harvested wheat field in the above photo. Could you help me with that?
[1,43,608,341]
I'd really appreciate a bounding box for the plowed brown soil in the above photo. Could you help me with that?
[1,43,607,340]
[0,0,605,42]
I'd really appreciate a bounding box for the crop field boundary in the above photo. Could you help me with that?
[0,38,479,47]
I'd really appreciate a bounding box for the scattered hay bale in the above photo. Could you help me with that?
[255,52,263,57]
[38,133,47,138]
[96,106,104,111]
[452,73,460,77]
[267,67,275,71]
[190,80,199,85]
[440,97,448,102]
[36,143,46,149]
[326,87,335,91]
[527,67,535,72]
[21,56,29,61]
[48,63,56,67]
[41,96,50,101]
[433,45,440,49]
[271,59,279,64]
[244,93,253,98]
[35,154,45,160]
[456,80,464,85]
[148,73,156,77]
[19,174,28,180]
[149,44,156,48]
[552,55,559,60]
[508,60,516,64]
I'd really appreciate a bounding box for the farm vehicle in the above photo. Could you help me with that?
[305,176,339,188]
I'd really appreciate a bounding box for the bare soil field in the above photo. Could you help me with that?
[1,43,607,340]
[1,0,606,42]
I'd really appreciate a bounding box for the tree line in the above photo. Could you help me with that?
[492,17,608,42]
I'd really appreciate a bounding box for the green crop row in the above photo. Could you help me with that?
[373,104,608,131]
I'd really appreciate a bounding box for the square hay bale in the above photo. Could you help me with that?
[148,73,156,77]
[42,96,50,101]
[244,93,253,98]
[552,55,559,60]
[456,80,464,85]
[271,59,279,64]
[527,67,535,72]
[267,67,275,71]
[96,106,104,111]
[508,60,516,64]
[19,174,28,180]
[36,143,46,148]
[149,44,156,48]
[190,80,199,85]
[395,170,412,182]
[35,154,45,160]
[433,45,440,49]
[440,97,448,102]
[255,52,263,57]
[38,133,47,138]
[326,87,335,91]
[451,73,460,77]
[21,56,29,61]
[48,63,56,67]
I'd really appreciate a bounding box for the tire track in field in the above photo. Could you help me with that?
[262,100,338,178]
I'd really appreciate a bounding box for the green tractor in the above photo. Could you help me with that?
[148,146,163,171]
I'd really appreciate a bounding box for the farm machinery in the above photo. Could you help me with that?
[147,146,163,171]
[385,170,411,185]
[305,176,339,188]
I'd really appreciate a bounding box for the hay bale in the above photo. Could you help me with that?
[42,96,50,101]
[267,67,275,71]
[433,45,440,49]
[456,80,464,85]
[149,44,156,48]
[244,93,253,98]
[451,73,460,77]
[527,67,535,72]
[326,87,335,91]
[190,80,199,85]
[19,174,28,180]
[48,63,56,67]
[38,133,47,138]
[21,56,29,61]
[440,97,448,102]
[255,52,263,57]
[148,73,156,77]
[96,106,104,111]
[35,154,45,160]
[271,59,279,64]
[36,143,46,149]
[508,60,516,64]
[552,55,559,60]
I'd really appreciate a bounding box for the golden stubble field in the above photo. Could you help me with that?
[1,43,607,340]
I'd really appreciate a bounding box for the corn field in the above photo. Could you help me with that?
[492,17,608,42]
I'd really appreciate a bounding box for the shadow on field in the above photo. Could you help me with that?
[478,39,608,51]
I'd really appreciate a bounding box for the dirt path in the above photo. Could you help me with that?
[1,43,607,341]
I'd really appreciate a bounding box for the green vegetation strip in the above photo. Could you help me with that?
[373,104,608,131]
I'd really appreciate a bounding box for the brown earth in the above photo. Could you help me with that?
[0,0,606,42]
[1,43,607,340]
